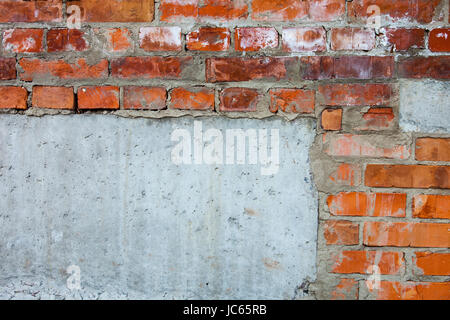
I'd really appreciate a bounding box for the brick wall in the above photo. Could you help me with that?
[0,0,449,300]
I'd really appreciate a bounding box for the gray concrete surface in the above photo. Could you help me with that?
[399,80,450,133]
[0,114,318,299]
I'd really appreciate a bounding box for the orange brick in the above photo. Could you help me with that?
[160,0,198,22]
[327,192,406,217]
[198,0,248,22]
[94,28,133,53]
[19,58,108,81]
[187,28,230,51]
[329,163,362,186]
[359,108,395,131]
[319,84,392,106]
[0,0,62,23]
[252,0,344,22]
[332,251,404,275]
[371,281,450,300]
[413,195,450,219]
[139,27,182,52]
[269,89,315,113]
[414,252,450,276]
[323,220,359,245]
[3,29,44,53]
[124,87,167,110]
[321,109,342,131]
[32,86,74,110]
[363,222,450,248]
[70,0,154,22]
[365,165,450,189]
[78,86,119,110]
[252,0,307,21]
[415,138,450,162]
[324,134,410,159]
[0,87,28,110]
[169,87,215,111]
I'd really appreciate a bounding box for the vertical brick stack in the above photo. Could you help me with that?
[0,0,448,300]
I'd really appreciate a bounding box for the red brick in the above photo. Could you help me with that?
[302,56,394,80]
[384,29,425,51]
[235,28,278,52]
[360,108,395,131]
[124,87,167,110]
[0,87,28,110]
[160,0,248,22]
[0,58,16,80]
[160,0,199,22]
[94,28,133,53]
[327,192,406,217]
[32,86,74,110]
[0,0,62,23]
[348,0,442,24]
[429,29,450,52]
[413,195,450,219]
[319,84,392,106]
[220,88,260,112]
[363,221,450,248]
[323,220,359,245]
[371,281,450,300]
[331,278,359,300]
[331,28,375,51]
[414,252,450,276]
[3,29,44,53]
[321,109,342,131]
[169,87,215,111]
[139,27,182,52]
[47,29,89,52]
[252,0,307,21]
[416,138,450,162]
[198,0,248,21]
[365,165,450,189]
[309,0,346,21]
[187,28,230,51]
[206,57,296,83]
[19,58,108,81]
[111,57,192,79]
[282,27,326,52]
[70,0,154,22]
[329,164,362,186]
[324,134,410,159]
[78,86,119,110]
[332,251,404,275]
[252,0,344,22]
[269,89,315,114]
[398,56,450,79]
